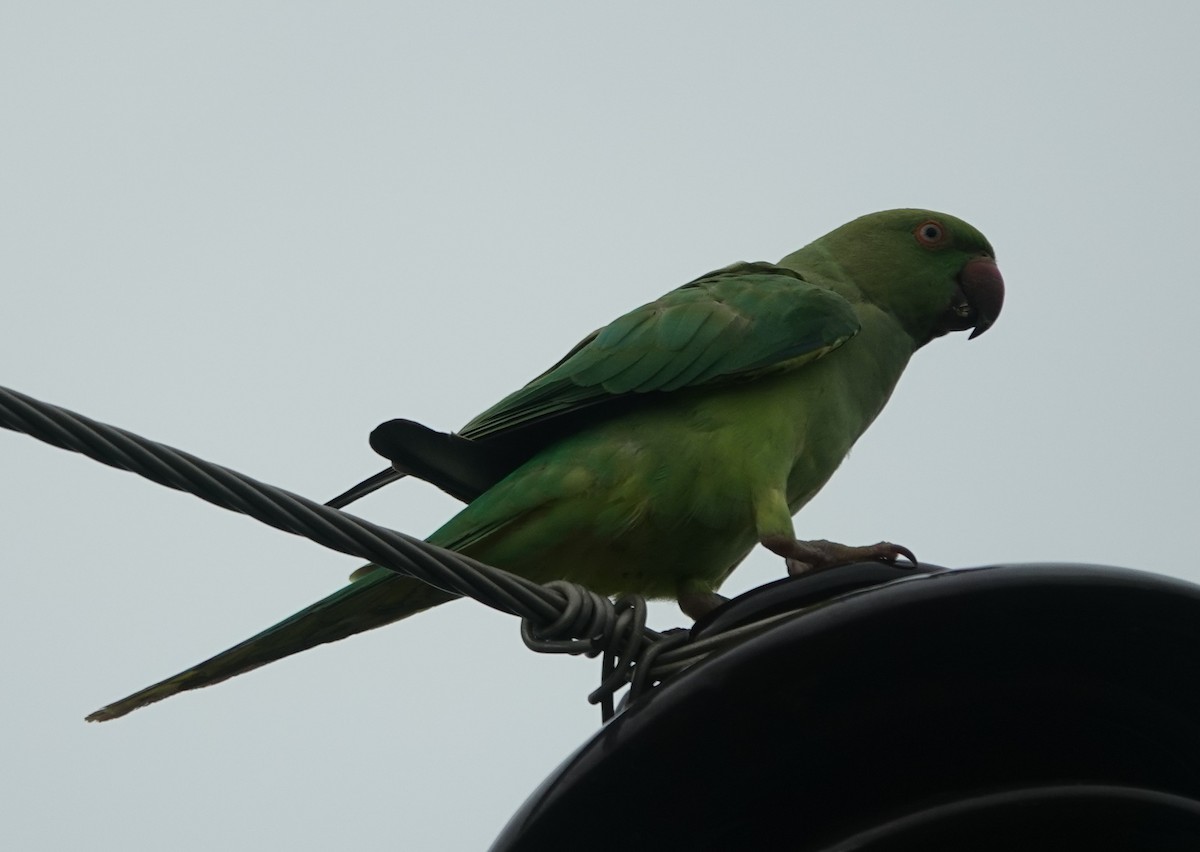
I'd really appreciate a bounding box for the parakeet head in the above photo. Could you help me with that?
[790,209,1004,347]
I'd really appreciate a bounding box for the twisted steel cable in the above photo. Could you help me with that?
[0,384,793,719]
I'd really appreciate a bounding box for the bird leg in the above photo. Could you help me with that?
[760,535,917,577]
[677,580,731,621]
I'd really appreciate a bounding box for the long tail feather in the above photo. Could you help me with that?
[86,570,457,722]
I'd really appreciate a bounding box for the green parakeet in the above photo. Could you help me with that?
[87,208,1003,722]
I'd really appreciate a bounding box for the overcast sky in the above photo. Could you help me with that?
[3,3,1199,849]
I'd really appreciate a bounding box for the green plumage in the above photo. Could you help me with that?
[87,208,1002,721]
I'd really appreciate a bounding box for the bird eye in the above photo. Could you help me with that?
[914,220,948,247]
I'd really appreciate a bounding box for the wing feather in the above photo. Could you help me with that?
[459,262,859,441]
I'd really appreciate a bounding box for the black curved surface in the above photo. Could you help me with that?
[825,785,1200,851]
[491,564,1200,851]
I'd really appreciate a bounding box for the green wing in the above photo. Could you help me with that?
[460,262,860,440]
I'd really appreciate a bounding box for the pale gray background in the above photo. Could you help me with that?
[3,3,1198,849]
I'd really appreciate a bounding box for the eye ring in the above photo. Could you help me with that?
[914,220,949,247]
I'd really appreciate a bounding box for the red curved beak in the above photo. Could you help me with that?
[961,256,1005,339]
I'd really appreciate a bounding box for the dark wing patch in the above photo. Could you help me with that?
[368,262,860,501]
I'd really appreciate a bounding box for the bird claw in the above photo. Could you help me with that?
[779,538,918,578]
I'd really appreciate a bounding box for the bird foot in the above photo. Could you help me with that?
[761,536,917,578]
